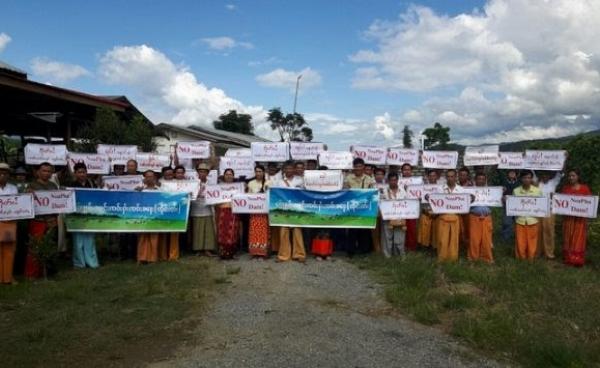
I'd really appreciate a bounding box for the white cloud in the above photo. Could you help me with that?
[225,4,236,11]
[256,67,322,91]
[350,0,600,143]
[30,57,90,83]
[98,44,277,140]
[199,36,253,50]
[0,33,11,53]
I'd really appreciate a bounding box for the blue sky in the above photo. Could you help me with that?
[1,0,598,149]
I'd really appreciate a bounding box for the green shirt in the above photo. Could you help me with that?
[513,185,542,225]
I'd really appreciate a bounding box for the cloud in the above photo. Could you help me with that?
[256,67,322,91]
[349,0,600,143]
[199,36,253,50]
[225,4,236,11]
[30,57,91,83]
[0,33,11,53]
[98,44,278,140]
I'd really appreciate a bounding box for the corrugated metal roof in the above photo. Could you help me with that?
[157,123,272,148]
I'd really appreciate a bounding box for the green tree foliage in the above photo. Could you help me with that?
[423,122,450,150]
[212,110,254,135]
[402,125,414,148]
[72,108,157,152]
[267,107,313,142]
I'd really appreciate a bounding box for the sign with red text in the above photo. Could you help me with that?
[463,145,500,166]
[219,157,254,178]
[67,153,110,174]
[421,151,458,169]
[506,196,550,217]
[204,183,245,205]
[102,175,143,191]
[303,170,344,192]
[32,190,76,215]
[160,180,201,200]
[24,144,67,165]
[379,199,420,220]
[524,150,566,171]
[231,193,269,214]
[0,194,35,221]
[551,193,598,219]
[463,186,503,207]
[96,144,138,165]
[406,184,444,204]
[428,193,471,214]
[290,142,325,160]
[176,141,210,159]
[225,148,252,158]
[136,153,171,172]
[398,176,424,187]
[498,152,525,169]
[317,151,353,170]
[386,148,419,166]
[251,142,289,162]
[350,145,387,165]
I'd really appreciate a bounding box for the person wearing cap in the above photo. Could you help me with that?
[191,163,217,256]
[0,163,18,284]
[513,170,543,260]
[13,166,29,193]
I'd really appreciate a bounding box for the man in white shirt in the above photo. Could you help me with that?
[535,171,563,259]
[380,172,408,258]
[0,163,19,284]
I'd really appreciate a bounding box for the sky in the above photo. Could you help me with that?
[1,0,599,149]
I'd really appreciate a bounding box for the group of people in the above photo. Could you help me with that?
[0,152,594,285]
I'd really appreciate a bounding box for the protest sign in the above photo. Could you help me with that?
[160,180,200,200]
[136,153,171,172]
[32,190,76,215]
[24,144,67,165]
[0,194,35,221]
[379,199,420,220]
[463,186,504,207]
[96,144,138,165]
[351,145,387,165]
[176,141,210,159]
[398,176,424,187]
[290,142,325,160]
[224,148,252,157]
[67,153,110,174]
[251,142,289,162]
[231,193,269,214]
[386,148,419,166]
[463,145,500,166]
[421,151,458,169]
[303,170,344,192]
[269,188,379,228]
[204,183,245,205]
[506,196,550,217]
[551,193,598,219]
[102,175,143,191]
[428,193,471,214]
[318,151,353,170]
[524,150,566,171]
[219,156,254,178]
[405,184,444,203]
[498,152,525,169]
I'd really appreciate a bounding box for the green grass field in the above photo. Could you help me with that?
[269,209,376,227]
[65,214,187,232]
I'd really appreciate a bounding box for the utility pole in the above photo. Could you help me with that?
[293,74,302,114]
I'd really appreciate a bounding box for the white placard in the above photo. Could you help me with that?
[204,183,245,205]
[318,151,353,170]
[251,142,289,162]
[552,193,598,219]
[67,153,110,174]
[24,144,67,165]
[96,144,138,165]
[207,170,218,185]
[231,193,269,214]
[524,150,566,171]
[102,175,143,191]
[289,142,325,160]
[463,145,499,166]
[0,194,35,221]
[428,193,471,214]
[498,152,525,169]
[225,148,252,158]
[386,148,420,166]
[379,199,420,220]
[32,190,76,215]
[177,158,194,170]
[463,186,503,207]
[351,145,387,165]
[176,141,210,159]
[506,196,550,217]
[303,170,344,192]
[219,157,255,178]
[160,180,200,200]
[183,170,198,181]
[406,184,445,204]
[136,153,171,172]
[421,151,458,169]
[398,176,424,187]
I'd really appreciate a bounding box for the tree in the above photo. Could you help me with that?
[213,110,254,135]
[267,107,313,142]
[402,125,414,148]
[423,122,450,150]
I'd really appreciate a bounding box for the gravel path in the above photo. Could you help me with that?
[148,254,504,368]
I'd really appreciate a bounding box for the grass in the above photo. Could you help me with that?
[0,257,217,368]
[65,214,187,232]
[354,209,600,367]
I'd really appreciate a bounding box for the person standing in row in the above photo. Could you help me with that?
[561,169,592,267]
[247,165,270,259]
[418,169,438,249]
[458,167,473,248]
[500,169,519,241]
[159,166,183,261]
[0,163,18,284]
[69,163,99,269]
[435,169,464,262]
[536,170,562,259]
[191,163,216,257]
[380,172,407,258]
[513,170,542,261]
[274,161,305,262]
[401,163,418,251]
[137,170,160,264]
[216,168,239,259]
[343,158,375,256]
[468,172,494,263]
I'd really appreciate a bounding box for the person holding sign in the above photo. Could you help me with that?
[191,163,217,257]
[401,164,418,251]
[216,169,241,260]
[468,173,494,263]
[458,167,473,248]
[435,169,465,262]
[513,171,543,260]
[418,170,439,250]
[343,158,376,256]
[0,163,18,284]
[560,169,592,267]
[158,166,180,262]
[536,171,562,260]
[247,164,270,259]
[137,170,160,264]
[380,173,408,258]
[69,163,99,269]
